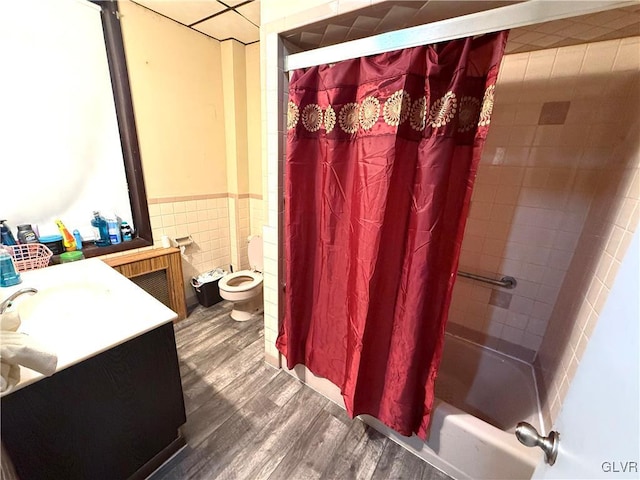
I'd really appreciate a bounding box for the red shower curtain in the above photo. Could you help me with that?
[277,32,508,439]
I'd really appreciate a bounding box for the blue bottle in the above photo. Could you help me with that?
[0,220,17,246]
[107,218,122,245]
[91,211,111,247]
[73,230,83,250]
[0,250,21,287]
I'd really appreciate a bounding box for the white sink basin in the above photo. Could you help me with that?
[18,282,113,339]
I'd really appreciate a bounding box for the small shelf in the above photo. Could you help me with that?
[82,237,153,258]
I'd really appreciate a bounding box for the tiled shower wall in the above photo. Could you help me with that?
[536,114,639,425]
[447,37,640,363]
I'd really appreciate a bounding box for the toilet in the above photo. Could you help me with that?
[218,235,263,321]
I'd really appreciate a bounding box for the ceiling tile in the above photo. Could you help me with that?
[351,15,382,31]
[572,26,613,42]
[532,19,571,36]
[133,0,226,26]
[321,24,351,45]
[530,34,565,48]
[374,5,419,33]
[299,31,324,47]
[604,12,640,30]
[236,0,260,26]
[221,0,248,6]
[194,10,259,43]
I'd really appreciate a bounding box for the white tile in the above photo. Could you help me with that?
[580,41,619,75]
[501,325,525,344]
[521,332,543,351]
[506,311,528,329]
[486,320,504,338]
[510,295,535,315]
[537,284,561,305]
[531,301,553,322]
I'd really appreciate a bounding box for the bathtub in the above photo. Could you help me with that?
[285,333,544,480]
[363,333,544,479]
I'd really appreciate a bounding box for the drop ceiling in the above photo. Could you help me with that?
[132,0,260,44]
[131,0,640,53]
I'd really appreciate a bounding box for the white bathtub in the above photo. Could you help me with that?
[285,333,544,480]
[363,333,544,479]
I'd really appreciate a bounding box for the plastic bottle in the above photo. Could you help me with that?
[91,211,111,247]
[0,221,17,246]
[17,224,39,244]
[55,219,76,251]
[0,250,21,287]
[107,217,121,245]
[73,230,83,250]
[120,221,133,242]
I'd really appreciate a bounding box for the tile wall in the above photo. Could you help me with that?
[102,193,265,306]
[536,114,639,425]
[447,37,640,365]
[101,194,232,305]
[260,28,288,365]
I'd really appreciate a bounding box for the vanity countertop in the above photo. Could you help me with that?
[0,258,177,396]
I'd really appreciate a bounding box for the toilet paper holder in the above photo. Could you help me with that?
[174,235,194,250]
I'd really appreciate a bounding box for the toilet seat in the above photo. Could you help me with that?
[219,270,263,292]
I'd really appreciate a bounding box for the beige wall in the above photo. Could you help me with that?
[246,43,262,197]
[246,43,264,237]
[119,0,227,198]
[113,2,263,303]
[221,40,249,196]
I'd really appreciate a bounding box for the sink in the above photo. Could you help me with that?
[0,258,178,395]
[18,282,113,340]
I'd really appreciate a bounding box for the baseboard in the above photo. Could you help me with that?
[128,434,186,480]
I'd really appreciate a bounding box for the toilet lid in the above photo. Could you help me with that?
[248,236,263,272]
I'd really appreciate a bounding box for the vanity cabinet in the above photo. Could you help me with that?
[103,247,188,321]
[1,322,186,480]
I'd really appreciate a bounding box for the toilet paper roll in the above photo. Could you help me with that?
[180,246,186,255]
[161,235,171,248]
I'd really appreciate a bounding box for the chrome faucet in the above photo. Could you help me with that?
[0,287,38,314]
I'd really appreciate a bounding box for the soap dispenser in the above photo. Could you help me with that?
[0,220,17,246]
[0,250,21,287]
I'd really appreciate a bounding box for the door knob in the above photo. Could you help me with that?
[515,422,559,465]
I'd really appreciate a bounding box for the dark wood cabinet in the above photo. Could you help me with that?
[1,323,186,480]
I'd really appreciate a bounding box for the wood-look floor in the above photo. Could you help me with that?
[150,302,451,480]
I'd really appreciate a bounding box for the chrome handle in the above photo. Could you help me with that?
[457,271,517,289]
[515,422,559,465]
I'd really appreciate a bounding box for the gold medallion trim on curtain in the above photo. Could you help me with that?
[287,101,299,130]
[324,105,336,132]
[289,84,497,134]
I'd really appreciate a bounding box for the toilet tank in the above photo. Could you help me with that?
[248,236,263,272]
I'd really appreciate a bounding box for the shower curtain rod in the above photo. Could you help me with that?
[284,0,637,71]
[457,270,517,289]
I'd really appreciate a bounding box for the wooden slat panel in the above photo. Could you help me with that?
[102,248,187,321]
